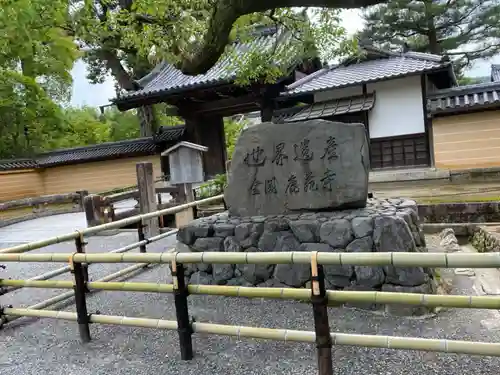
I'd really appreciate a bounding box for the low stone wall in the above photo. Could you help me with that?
[177,198,437,315]
[0,207,81,228]
[470,226,500,253]
[418,202,500,223]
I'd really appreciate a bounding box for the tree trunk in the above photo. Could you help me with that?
[137,105,157,137]
[100,48,157,136]
[424,0,440,54]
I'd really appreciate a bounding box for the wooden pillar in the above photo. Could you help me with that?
[421,75,434,167]
[83,195,113,227]
[260,102,274,122]
[260,85,279,122]
[136,162,160,238]
[83,195,98,227]
[185,115,226,180]
[175,183,195,228]
[77,190,89,212]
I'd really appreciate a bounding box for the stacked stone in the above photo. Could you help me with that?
[176,198,434,302]
[470,226,500,253]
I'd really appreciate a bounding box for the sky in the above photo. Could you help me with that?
[69,9,500,108]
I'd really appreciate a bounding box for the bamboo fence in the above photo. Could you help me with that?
[0,194,223,254]
[0,228,178,296]
[0,250,499,269]
[3,192,500,374]
[2,307,500,357]
[2,280,500,310]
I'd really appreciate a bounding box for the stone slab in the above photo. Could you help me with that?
[224,120,370,217]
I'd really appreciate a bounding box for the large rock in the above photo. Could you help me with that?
[439,228,460,252]
[225,120,370,216]
[373,216,416,253]
[319,219,353,248]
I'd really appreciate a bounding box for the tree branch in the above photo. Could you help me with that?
[97,48,138,91]
[178,0,389,75]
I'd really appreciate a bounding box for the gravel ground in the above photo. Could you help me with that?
[2,230,500,375]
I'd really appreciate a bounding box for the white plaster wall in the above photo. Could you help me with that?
[232,111,261,129]
[314,85,363,102]
[367,76,425,139]
[244,111,261,128]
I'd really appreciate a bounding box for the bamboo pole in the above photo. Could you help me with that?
[1,251,500,269]
[3,307,500,357]
[0,195,222,254]
[0,229,178,296]
[3,280,500,310]
[0,263,151,325]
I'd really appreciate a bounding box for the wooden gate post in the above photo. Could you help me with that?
[77,190,89,212]
[136,162,160,238]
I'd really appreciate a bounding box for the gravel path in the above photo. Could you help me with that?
[2,231,500,375]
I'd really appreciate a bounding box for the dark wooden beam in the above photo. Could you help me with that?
[421,74,434,168]
[180,94,261,115]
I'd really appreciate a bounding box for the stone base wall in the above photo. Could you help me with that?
[470,226,500,253]
[418,202,500,223]
[177,198,437,314]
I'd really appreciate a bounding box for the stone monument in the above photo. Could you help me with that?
[176,120,437,316]
[224,120,369,216]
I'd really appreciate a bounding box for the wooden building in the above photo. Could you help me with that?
[273,46,457,170]
[0,125,185,201]
[112,25,322,178]
[427,81,500,170]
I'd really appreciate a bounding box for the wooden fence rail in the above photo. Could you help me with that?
[0,192,83,211]
[0,191,89,228]
[0,194,223,254]
[105,186,181,205]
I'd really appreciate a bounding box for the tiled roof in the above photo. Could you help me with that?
[492,64,500,82]
[115,26,298,101]
[284,47,451,96]
[0,125,185,171]
[0,158,38,171]
[427,82,500,115]
[154,125,185,143]
[273,94,375,123]
[36,138,158,167]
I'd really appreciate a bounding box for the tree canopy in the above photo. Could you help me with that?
[73,1,363,81]
[11,0,500,164]
[0,0,79,158]
[1,0,374,146]
[164,0,391,75]
[65,0,378,135]
[358,0,500,72]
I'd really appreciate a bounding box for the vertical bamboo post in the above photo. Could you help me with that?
[70,249,91,343]
[137,220,147,253]
[157,193,164,228]
[310,252,333,375]
[171,258,193,360]
[75,232,89,286]
[0,263,8,326]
